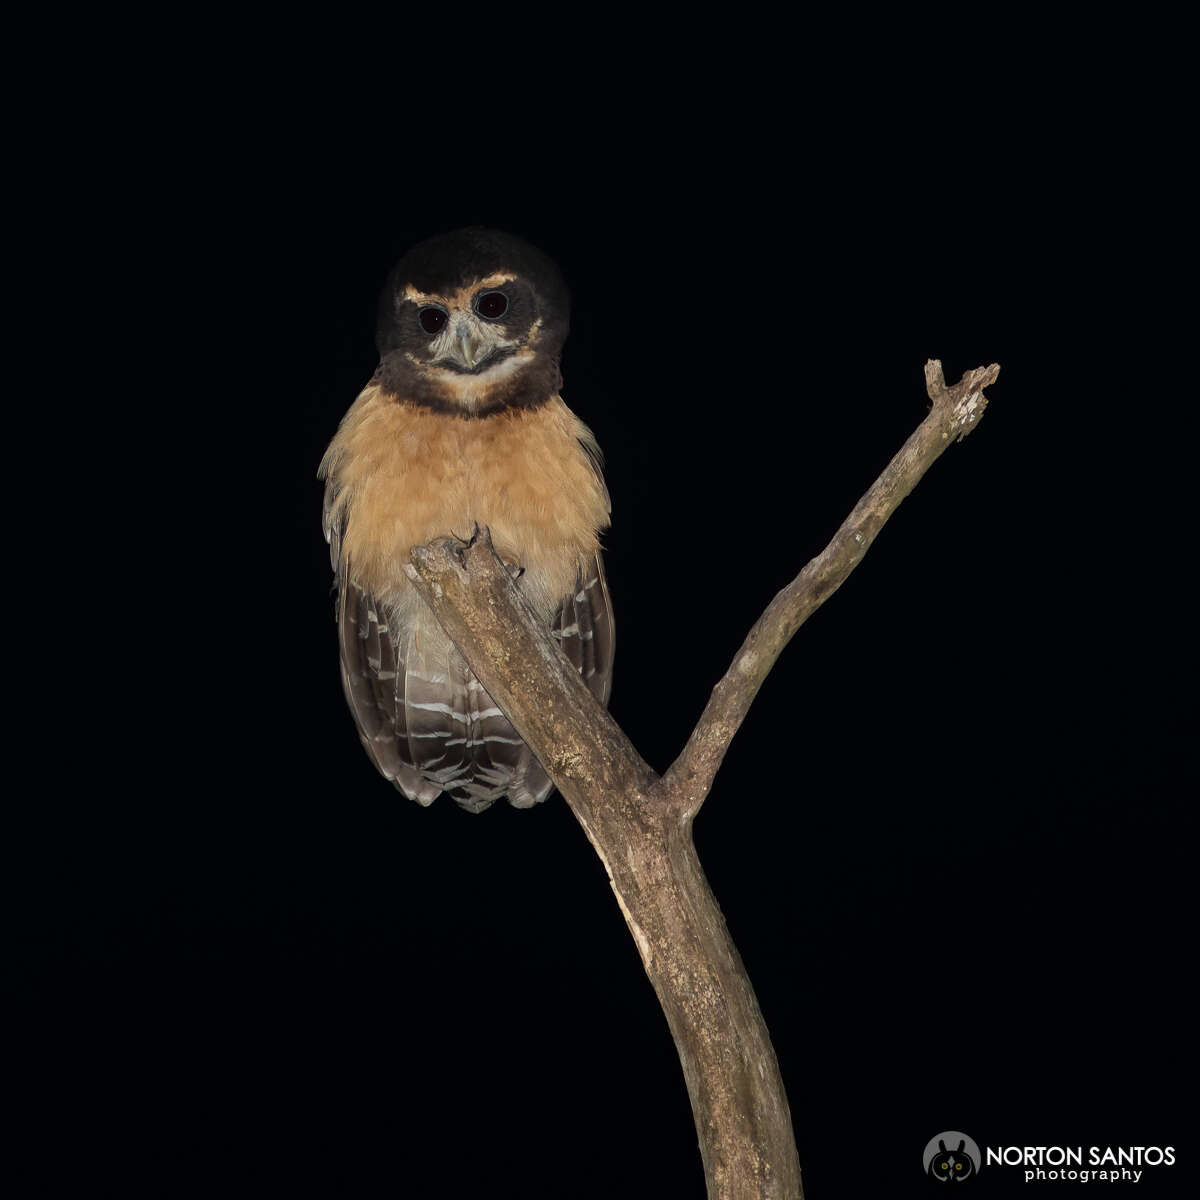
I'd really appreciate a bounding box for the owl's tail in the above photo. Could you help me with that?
[392,618,552,812]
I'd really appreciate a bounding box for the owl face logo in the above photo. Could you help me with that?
[922,1132,981,1184]
[929,1138,976,1182]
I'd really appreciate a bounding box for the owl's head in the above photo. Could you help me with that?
[374,227,569,417]
[929,1139,976,1183]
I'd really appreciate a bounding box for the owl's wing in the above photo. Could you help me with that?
[557,432,615,703]
[552,553,615,706]
[511,436,615,804]
[324,478,441,803]
[336,579,442,804]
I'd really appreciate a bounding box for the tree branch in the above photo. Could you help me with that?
[660,359,1000,818]
[404,360,998,1199]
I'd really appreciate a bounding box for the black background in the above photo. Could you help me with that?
[9,69,1194,1197]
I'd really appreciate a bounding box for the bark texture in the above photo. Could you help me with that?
[403,360,999,1198]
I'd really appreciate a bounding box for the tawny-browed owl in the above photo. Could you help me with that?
[319,228,613,812]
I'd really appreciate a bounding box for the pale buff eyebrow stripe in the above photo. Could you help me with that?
[401,284,440,304]
[402,274,517,306]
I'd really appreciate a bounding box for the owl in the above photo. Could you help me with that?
[929,1138,976,1182]
[319,228,613,812]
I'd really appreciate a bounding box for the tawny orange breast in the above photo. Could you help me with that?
[321,384,610,616]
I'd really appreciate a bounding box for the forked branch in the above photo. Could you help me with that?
[660,358,1000,818]
[404,360,999,1199]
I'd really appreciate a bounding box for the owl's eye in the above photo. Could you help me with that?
[476,292,508,320]
[419,307,447,334]
[955,1164,962,1170]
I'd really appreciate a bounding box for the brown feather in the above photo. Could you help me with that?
[320,385,613,810]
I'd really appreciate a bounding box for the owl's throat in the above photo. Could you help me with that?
[378,347,561,418]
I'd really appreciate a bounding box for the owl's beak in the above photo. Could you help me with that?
[442,320,489,372]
